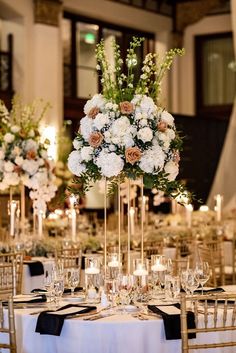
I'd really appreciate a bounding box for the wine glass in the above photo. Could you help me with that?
[54,276,64,308]
[67,268,80,296]
[117,274,134,313]
[194,261,210,294]
[165,275,180,301]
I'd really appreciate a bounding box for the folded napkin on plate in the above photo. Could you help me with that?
[63,287,84,294]
[194,287,225,294]
[31,289,47,293]
[12,294,47,304]
[35,304,96,336]
[148,304,196,340]
[24,261,44,276]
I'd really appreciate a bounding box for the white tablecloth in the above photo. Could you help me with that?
[11,285,236,353]
[22,258,55,294]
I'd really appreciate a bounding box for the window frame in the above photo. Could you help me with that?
[195,31,234,120]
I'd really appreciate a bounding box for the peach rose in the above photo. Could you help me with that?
[88,107,99,119]
[157,120,167,132]
[26,150,37,160]
[125,147,142,165]
[119,101,134,115]
[89,132,103,148]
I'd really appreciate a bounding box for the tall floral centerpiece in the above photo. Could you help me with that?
[68,37,190,271]
[0,97,57,227]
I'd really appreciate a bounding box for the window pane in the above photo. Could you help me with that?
[76,22,98,98]
[77,68,98,99]
[202,37,236,105]
[62,19,71,64]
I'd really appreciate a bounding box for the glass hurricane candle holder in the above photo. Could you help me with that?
[133,259,149,303]
[151,255,167,298]
[107,253,121,280]
[85,257,102,303]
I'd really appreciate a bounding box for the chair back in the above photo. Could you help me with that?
[56,247,82,269]
[180,292,236,353]
[0,262,15,297]
[0,296,17,353]
[0,252,23,295]
[198,241,225,286]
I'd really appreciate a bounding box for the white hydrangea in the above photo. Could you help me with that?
[123,134,134,148]
[4,133,15,144]
[4,161,14,173]
[164,160,179,181]
[166,128,175,140]
[93,113,109,130]
[0,181,7,190]
[137,127,153,143]
[139,145,165,173]
[84,94,105,115]
[160,110,174,127]
[80,116,94,140]
[11,125,20,133]
[28,130,35,138]
[81,146,93,162]
[22,159,40,175]
[111,116,130,136]
[96,151,124,177]
[132,95,156,115]
[104,130,111,143]
[68,150,86,176]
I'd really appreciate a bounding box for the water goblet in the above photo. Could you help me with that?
[194,261,210,294]
[54,276,64,308]
[67,268,80,296]
[165,275,180,302]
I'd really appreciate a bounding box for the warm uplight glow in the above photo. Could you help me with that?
[199,205,209,212]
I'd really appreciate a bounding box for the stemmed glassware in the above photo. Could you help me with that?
[43,270,54,304]
[194,261,210,294]
[117,274,134,313]
[53,275,64,307]
[165,275,180,301]
[151,255,167,298]
[67,268,80,296]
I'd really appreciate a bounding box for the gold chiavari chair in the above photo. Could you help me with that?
[180,292,236,353]
[172,257,190,276]
[198,241,225,287]
[0,253,23,295]
[55,247,82,270]
[175,234,196,266]
[144,239,164,259]
[0,296,17,353]
[0,262,15,298]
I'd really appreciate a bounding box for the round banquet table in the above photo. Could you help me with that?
[12,286,236,353]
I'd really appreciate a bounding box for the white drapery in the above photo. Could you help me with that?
[207,0,236,211]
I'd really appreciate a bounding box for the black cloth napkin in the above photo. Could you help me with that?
[35,304,97,336]
[194,287,225,294]
[63,287,84,294]
[31,289,47,293]
[12,295,47,304]
[148,304,196,340]
[25,261,44,276]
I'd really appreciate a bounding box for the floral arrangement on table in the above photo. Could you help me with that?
[0,97,57,212]
[68,37,190,200]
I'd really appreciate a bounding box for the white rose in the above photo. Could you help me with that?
[164,160,179,181]
[140,118,148,127]
[4,133,15,143]
[166,128,175,140]
[160,110,174,127]
[81,146,93,162]
[137,127,153,143]
[4,161,14,173]
[93,113,109,130]
[67,150,86,176]
[15,156,24,166]
[73,139,82,150]
[11,125,20,133]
